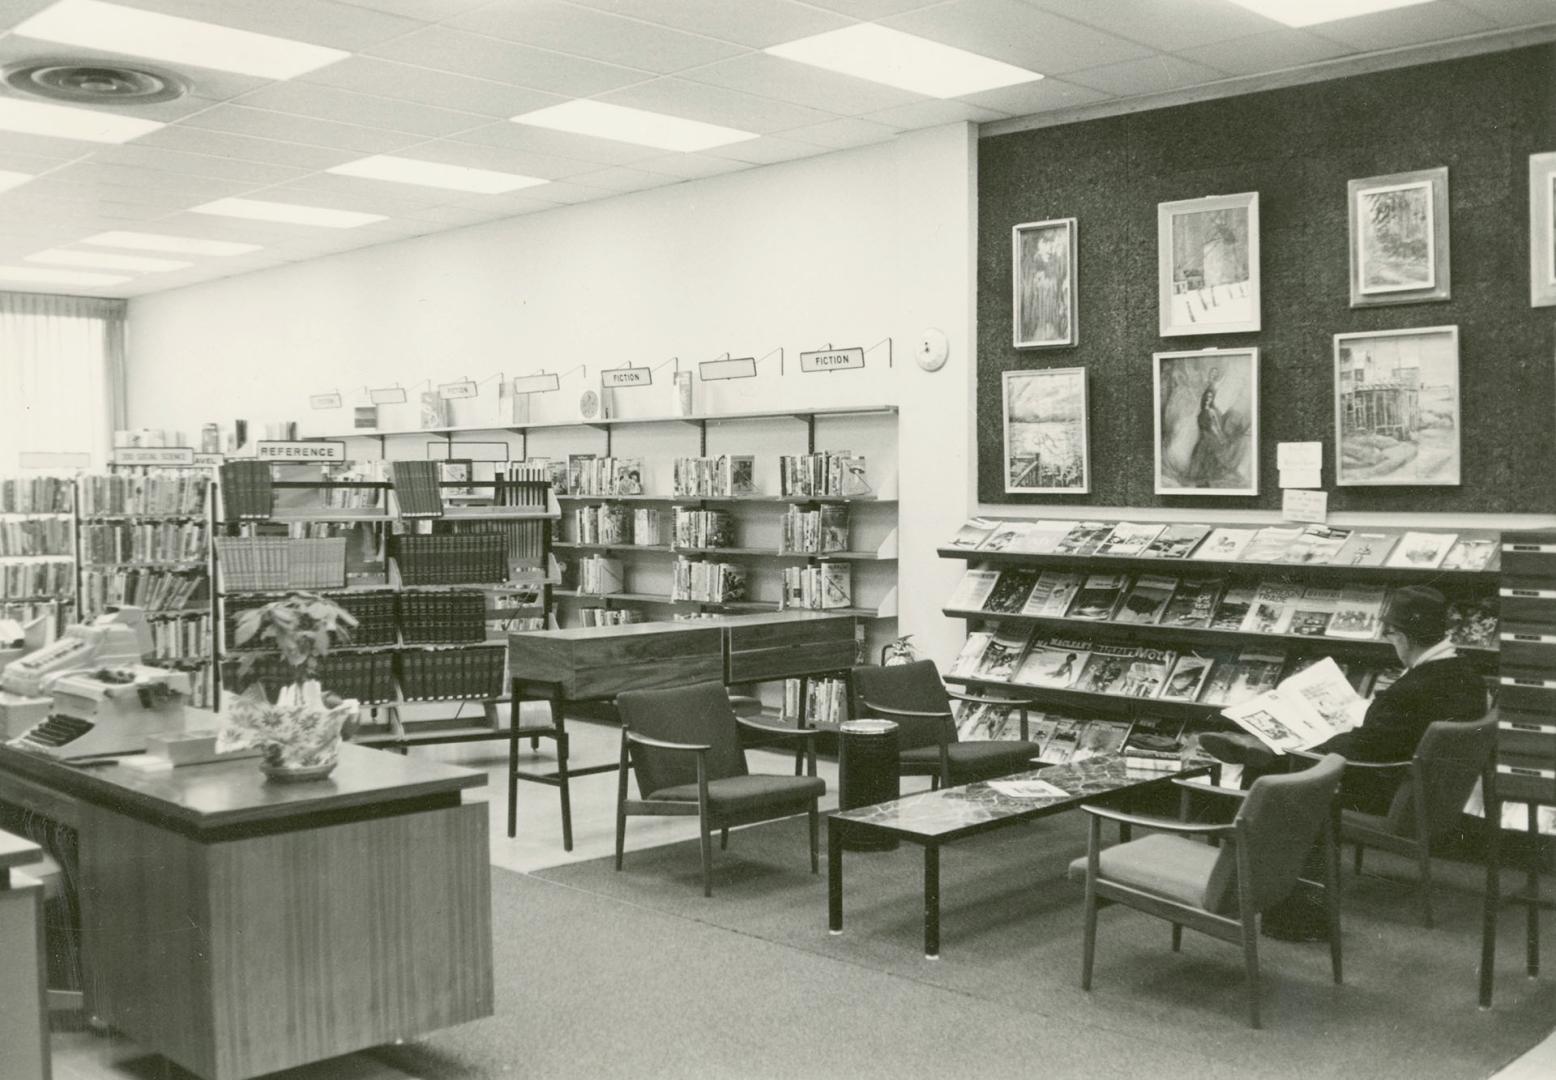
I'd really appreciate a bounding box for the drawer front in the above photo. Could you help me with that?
[1501,534,1556,578]
[1498,716,1556,757]
[1495,756,1556,803]
[1500,625,1556,673]
[1497,677,1556,715]
[1499,583,1556,627]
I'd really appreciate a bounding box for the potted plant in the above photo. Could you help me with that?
[217,592,361,782]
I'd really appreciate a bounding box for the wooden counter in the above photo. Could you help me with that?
[0,744,493,1080]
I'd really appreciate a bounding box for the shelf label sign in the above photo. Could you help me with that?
[370,386,408,405]
[513,373,561,395]
[439,379,478,400]
[256,440,346,462]
[699,357,757,382]
[193,453,225,467]
[114,446,195,466]
[601,366,652,389]
[800,347,864,373]
[309,392,343,410]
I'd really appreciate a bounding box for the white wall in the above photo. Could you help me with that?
[127,123,978,667]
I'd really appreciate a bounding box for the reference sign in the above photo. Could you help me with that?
[601,366,652,388]
[799,347,865,373]
[256,440,346,462]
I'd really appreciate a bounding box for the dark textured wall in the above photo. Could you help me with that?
[977,46,1556,513]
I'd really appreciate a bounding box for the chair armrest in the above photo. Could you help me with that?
[1080,802,1236,836]
[625,731,711,753]
[1172,778,1247,801]
[736,717,822,740]
[945,689,1037,708]
[1287,748,1410,772]
[858,697,953,721]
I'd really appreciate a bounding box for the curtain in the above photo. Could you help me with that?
[0,291,127,471]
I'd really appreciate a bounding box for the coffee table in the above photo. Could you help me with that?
[827,754,1209,958]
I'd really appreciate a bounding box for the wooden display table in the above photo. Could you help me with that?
[0,743,492,1080]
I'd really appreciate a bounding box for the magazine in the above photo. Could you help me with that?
[1145,523,1210,559]
[947,517,1000,549]
[1221,657,1368,754]
[1287,586,1342,636]
[1015,636,1093,688]
[1386,531,1457,570]
[956,701,1017,741]
[988,778,1071,799]
[1067,573,1130,620]
[1447,598,1499,650]
[1441,536,1499,572]
[945,569,1001,611]
[1201,647,1286,706]
[1042,718,1085,764]
[1074,643,1137,694]
[1330,530,1398,567]
[1192,527,1256,563]
[1119,647,1175,699]
[1279,525,1352,565]
[1240,526,1304,563]
[1160,652,1216,702]
[1326,585,1389,640]
[1005,519,1079,554]
[949,632,992,677]
[1073,719,1131,762]
[1095,522,1165,557]
[981,569,1040,615]
[1115,574,1178,624]
[978,521,1036,553]
[1239,579,1304,635]
[1054,521,1114,556]
[974,628,1034,681]
[1209,582,1257,631]
[1122,715,1188,761]
[1158,576,1224,628]
[1020,570,1085,617]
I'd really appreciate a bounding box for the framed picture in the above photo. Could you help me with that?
[1153,348,1259,496]
[1012,218,1076,348]
[1530,152,1556,308]
[1002,367,1089,494]
[1333,325,1460,487]
[1157,192,1259,337]
[1348,166,1450,306]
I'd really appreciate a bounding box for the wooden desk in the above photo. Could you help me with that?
[507,611,856,848]
[1,828,48,1080]
[0,744,493,1080]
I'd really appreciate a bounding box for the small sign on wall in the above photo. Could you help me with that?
[309,392,343,410]
[370,386,408,405]
[439,379,478,400]
[601,366,652,389]
[114,446,195,466]
[513,373,561,395]
[799,347,864,373]
[256,440,346,462]
[699,357,757,381]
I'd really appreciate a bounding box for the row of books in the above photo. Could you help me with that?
[398,644,506,702]
[954,707,1204,772]
[219,461,275,520]
[391,532,507,586]
[216,537,347,592]
[0,477,73,514]
[321,461,386,510]
[80,522,208,565]
[1,560,73,600]
[951,627,1396,708]
[567,455,644,497]
[672,454,757,497]
[779,563,852,611]
[785,675,847,728]
[671,558,747,603]
[229,652,396,706]
[79,474,208,517]
[672,508,735,550]
[0,599,71,630]
[398,591,487,644]
[779,504,849,554]
[390,460,444,518]
[82,568,206,616]
[575,554,626,596]
[184,665,215,709]
[950,518,1497,572]
[448,517,548,567]
[0,519,72,557]
[778,452,870,497]
[574,504,639,546]
[150,615,213,661]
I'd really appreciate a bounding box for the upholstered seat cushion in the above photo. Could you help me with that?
[901,740,1041,777]
[1067,833,1230,912]
[648,774,825,815]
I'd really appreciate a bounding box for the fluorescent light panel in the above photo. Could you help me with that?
[189,198,385,228]
[0,265,129,286]
[0,169,33,193]
[27,249,191,272]
[0,96,161,144]
[13,0,348,79]
[511,101,756,153]
[1226,0,1436,26]
[765,25,1041,99]
[83,231,261,256]
[328,155,548,194]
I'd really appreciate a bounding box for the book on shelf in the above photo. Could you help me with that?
[1210,582,1257,631]
[1072,642,1134,694]
[673,508,736,549]
[1160,652,1216,702]
[1119,647,1176,699]
[1158,576,1224,629]
[1094,522,1164,557]
[576,555,625,596]
[1200,647,1286,707]
[1020,570,1084,617]
[672,558,748,603]
[779,504,849,554]
[1279,525,1352,565]
[974,627,1034,681]
[1053,521,1112,556]
[1441,536,1498,572]
[219,461,274,520]
[632,508,664,546]
[1073,719,1131,762]
[1067,573,1130,620]
[947,517,999,550]
[1016,635,1093,689]
[1287,586,1342,636]
[1146,523,1210,559]
[613,458,645,496]
[390,460,444,518]
[1193,527,1256,562]
[419,390,450,429]
[1,518,74,556]
[821,562,851,609]
[566,453,597,495]
[1326,585,1389,640]
[778,451,868,497]
[1447,598,1499,650]
[981,568,1039,615]
[0,476,74,513]
[1239,579,1304,635]
[1241,526,1304,563]
[1330,530,1398,567]
[778,562,852,610]
[4,559,75,601]
[729,455,756,496]
[950,632,993,677]
[79,473,209,516]
[946,568,1001,611]
[1221,656,1367,755]
[1386,531,1456,570]
[1115,574,1178,624]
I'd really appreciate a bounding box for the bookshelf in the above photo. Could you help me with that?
[937,518,1501,753]
[0,476,76,634]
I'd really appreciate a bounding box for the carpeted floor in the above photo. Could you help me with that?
[375,813,1553,1080]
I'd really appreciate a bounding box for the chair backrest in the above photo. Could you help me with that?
[849,661,954,751]
[1204,754,1345,914]
[1385,713,1498,841]
[616,681,747,796]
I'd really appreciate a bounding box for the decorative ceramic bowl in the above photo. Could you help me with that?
[260,760,338,783]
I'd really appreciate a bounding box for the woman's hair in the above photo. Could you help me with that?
[1200,386,1216,407]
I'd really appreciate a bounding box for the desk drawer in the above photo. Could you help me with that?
[1499,583,1556,627]
[1495,757,1556,803]
[1501,534,1556,578]
[1499,625,1556,673]
[1496,677,1556,715]
[1498,716,1556,757]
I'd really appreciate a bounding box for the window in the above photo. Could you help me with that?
[0,292,125,470]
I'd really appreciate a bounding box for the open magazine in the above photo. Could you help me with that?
[1220,656,1369,754]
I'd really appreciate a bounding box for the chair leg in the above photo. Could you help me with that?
[808,804,820,874]
[720,827,729,851]
[1241,911,1262,1029]
[1417,844,1435,929]
[699,816,714,898]
[1326,825,1344,985]
[1171,924,1183,952]
[1353,843,1364,875]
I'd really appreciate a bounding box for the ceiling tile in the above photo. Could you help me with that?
[1455,0,1556,29]
[454,179,610,205]
[0,2,57,26]
[0,36,272,102]
[565,0,854,48]
[440,189,566,215]
[227,82,490,138]
[1018,0,1282,53]
[634,151,754,179]
[700,134,825,165]
[882,0,1154,77]
[1309,3,1498,51]
[564,165,682,192]
[402,202,521,226]
[0,129,103,159]
[800,1,945,16]
[295,57,566,117]
[1175,28,1357,78]
[0,147,74,173]
[680,52,926,115]
[101,0,426,51]
[1065,53,1228,98]
[777,117,900,150]
[178,104,428,154]
[364,26,653,96]
[261,174,458,214]
[84,143,311,185]
[0,84,220,123]
[597,77,839,134]
[452,121,663,166]
[961,75,1111,116]
[448,1,745,74]
[45,160,257,197]
[392,137,598,181]
[135,126,362,170]
[863,98,1010,128]
[330,0,491,19]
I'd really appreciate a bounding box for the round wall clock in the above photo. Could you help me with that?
[916,328,950,372]
[579,389,600,419]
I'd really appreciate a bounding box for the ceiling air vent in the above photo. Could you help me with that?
[3,58,187,105]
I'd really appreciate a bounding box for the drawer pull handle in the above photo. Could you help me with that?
[1500,723,1554,733]
[1504,543,1556,553]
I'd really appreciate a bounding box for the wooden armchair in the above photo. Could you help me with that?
[614,681,826,897]
[849,661,1041,790]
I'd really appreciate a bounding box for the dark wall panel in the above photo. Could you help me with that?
[977,47,1556,513]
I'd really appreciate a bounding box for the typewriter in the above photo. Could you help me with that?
[10,665,190,760]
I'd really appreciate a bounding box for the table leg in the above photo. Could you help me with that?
[1479,793,1500,1009]
[1527,803,1540,978]
[507,678,521,839]
[828,817,843,935]
[924,843,940,960]
[551,688,573,853]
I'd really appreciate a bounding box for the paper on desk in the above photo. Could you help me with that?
[1281,488,1328,522]
[989,778,1070,799]
[1277,442,1322,470]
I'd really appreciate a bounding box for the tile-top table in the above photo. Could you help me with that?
[827,754,1209,958]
